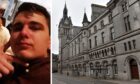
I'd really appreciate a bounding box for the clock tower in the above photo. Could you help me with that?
[58,3,73,73]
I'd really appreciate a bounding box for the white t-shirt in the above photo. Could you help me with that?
[0,26,13,55]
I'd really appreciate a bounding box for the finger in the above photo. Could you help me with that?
[0,57,14,72]
[0,63,10,75]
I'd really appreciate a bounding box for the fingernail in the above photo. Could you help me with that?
[0,73,2,78]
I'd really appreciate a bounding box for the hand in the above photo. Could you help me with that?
[0,53,14,78]
[0,53,26,78]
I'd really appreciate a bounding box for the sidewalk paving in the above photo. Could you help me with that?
[102,79,140,84]
[70,75,140,84]
[54,73,140,84]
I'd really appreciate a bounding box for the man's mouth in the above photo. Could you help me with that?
[17,42,32,48]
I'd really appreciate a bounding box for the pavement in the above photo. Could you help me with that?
[102,79,140,84]
[53,73,140,84]
[76,76,140,84]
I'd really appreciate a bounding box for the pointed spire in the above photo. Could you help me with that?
[63,2,68,19]
[82,9,89,24]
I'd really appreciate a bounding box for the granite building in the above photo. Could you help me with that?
[59,0,140,80]
[0,0,21,26]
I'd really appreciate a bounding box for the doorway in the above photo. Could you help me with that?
[130,59,139,79]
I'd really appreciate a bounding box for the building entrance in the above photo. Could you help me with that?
[130,59,139,79]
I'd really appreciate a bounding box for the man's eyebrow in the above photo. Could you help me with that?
[29,21,44,27]
[30,21,41,24]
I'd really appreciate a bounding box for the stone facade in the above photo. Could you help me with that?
[0,0,21,26]
[59,0,140,80]
[52,53,59,72]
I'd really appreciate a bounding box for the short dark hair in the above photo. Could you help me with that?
[14,2,50,35]
[1,17,6,26]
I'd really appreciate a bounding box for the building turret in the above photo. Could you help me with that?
[63,3,68,19]
[82,11,90,27]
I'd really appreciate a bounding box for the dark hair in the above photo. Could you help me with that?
[1,17,6,26]
[6,23,12,32]
[14,2,50,35]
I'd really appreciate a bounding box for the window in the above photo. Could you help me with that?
[95,36,97,46]
[100,20,104,28]
[95,52,97,58]
[111,47,114,55]
[97,52,99,58]
[103,62,108,75]
[82,43,85,49]
[122,1,128,12]
[114,47,116,54]
[107,65,109,75]
[94,25,97,33]
[128,41,132,50]
[102,50,104,57]
[78,64,82,71]
[105,49,107,56]
[110,27,115,40]
[89,54,92,59]
[78,38,80,53]
[89,29,91,35]
[124,15,131,32]
[83,64,86,72]
[72,43,73,56]
[112,60,118,74]
[84,31,86,35]
[92,53,95,59]
[99,65,101,73]
[124,40,136,51]
[124,43,127,51]
[132,40,136,49]
[90,63,93,70]
[89,39,92,49]
[108,13,113,23]
[101,32,105,44]
[75,41,76,55]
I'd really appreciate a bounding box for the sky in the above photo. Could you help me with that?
[52,0,110,54]
[20,0,110,54]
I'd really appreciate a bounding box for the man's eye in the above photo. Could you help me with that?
[29,22,42,31]
[12,23,23,31]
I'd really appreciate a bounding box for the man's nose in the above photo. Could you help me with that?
[20,24,30,36]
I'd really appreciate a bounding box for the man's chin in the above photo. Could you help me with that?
[15,51,34,60]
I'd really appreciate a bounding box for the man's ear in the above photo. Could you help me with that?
[46,38,50,56]
[48,38,50,50]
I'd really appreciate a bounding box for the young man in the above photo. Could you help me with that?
[0,2,50,84]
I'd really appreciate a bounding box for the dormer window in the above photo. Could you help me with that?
[108,13,113,23]
[100,20,105,28]
[94,25,97,33]
[122,1,128,12]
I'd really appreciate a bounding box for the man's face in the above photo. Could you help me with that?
[10,11,50,60]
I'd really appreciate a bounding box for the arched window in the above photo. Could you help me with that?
[90,63,93,70]
[101,32,105,44]
[78,64,81,71]
[102,50,104,57]
[105,49,107,56]
[97,52,99,58]
[111,47,114,55]
[92,53,95,59]
[112,60,118,74]
[83,64,86,72]
[103,61,108,75]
